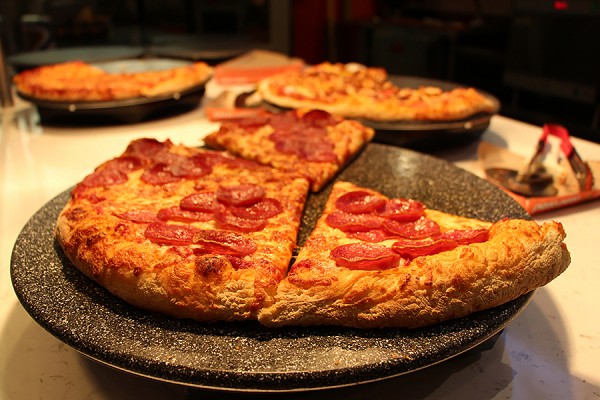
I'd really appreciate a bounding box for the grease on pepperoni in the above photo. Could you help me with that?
[81,168,128,188]
[335,190,386,214]
[145,222,197,245]
[141,163,181,185]
[392,238,458,259]
[383,216,440,239]
[378,198,425,222]
[437,228,489,245]
[326,210,383,232]
[229,198,282,219]
[180,192,224,213]
[193,230,257,256]
[216,183,265,206]
[214,210,268,232]
[330,242,400,270]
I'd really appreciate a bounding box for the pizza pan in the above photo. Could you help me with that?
[11,143,532,392]
[15,58,210,125]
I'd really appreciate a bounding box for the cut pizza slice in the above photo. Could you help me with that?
[258,181,571,329]
[203,109,374,192]
[55,138,309,322]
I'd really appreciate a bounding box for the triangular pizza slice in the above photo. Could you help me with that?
[204,109,374,192]
[259,181,570,328]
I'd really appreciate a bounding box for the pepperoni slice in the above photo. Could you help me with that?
[378,198,425,222]
[383,216,440,239]
[269,111,300,130]
[335,191,387,214]
[125,138,166,156]
[192,151,234,167]
[193,230,257,256]
[437,229,489,245]
[330,243,400,270]
[156,206,213,222]
[168,155,212,179]
[325,210,383,232]
[229,198,283,219]
[301,109,338,127]
[216,183,265,206]
[180,192,224,213]
[141,163,181,185]
[271,133,337,163]
[392,238,458,259]
[115,209,157,223]
[108,155,146,172]
[145,222,197,245]
[214,211,268,232]
[81,168,128,188]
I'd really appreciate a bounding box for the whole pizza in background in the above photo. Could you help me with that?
[257,62,497,121]
[13,60,213,102]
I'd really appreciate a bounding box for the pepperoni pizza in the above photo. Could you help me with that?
[257,62,497,122]
[13,60,212,102]
[259,181,570,328]
[55,140,570,328]
[204,109,375,192]
[55,138,309,321]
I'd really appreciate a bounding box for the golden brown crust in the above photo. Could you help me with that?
[204,109,374,192]
[258,181,570,328]
[14,60,213,102]
[257,62,497,121]
[55,140,309,321]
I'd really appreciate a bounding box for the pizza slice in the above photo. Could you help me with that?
[204,109,375,192]
[258,181,570,328]
[256,62,497,122]
[55,138,309,322]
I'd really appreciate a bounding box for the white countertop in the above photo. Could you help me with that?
[1,97,599,400]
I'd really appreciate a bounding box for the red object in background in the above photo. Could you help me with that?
[554,0,569,10]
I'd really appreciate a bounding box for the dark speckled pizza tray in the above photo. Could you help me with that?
[10,143,532,392]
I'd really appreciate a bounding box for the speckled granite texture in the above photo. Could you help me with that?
[11,143,532,391]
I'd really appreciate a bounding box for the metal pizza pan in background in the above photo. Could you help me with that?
[11,143,531,392]
[15,58,210,125]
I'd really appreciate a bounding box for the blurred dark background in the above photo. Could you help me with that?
[1,0,599,142]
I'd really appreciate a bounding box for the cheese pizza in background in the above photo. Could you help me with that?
[204,109,375,192]
[13,60,213,102]
[259,181,570,329]
[257,62,497,122]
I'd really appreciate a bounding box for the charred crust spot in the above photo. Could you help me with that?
[195,256,229,279]
[65,207,88,221]
[85,233,105,247]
